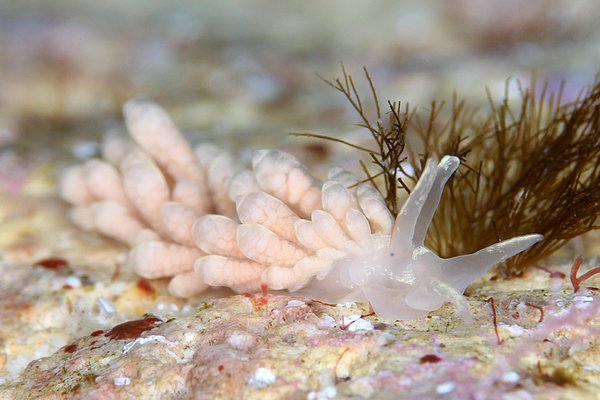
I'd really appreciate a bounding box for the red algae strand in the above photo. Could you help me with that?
[485,298,504,345]
[34,257,69,270]
[104,317,163,340]
[242,284,269,310]
[63,344,78,354]
[419,354,442,364]
[525,303,544,323]
[90,330,105,337]
[570,256,600,293]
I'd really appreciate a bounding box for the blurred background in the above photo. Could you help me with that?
[1,0,600,188]
[2,1,600,386]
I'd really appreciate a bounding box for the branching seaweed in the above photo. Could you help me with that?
[292,64,410,215]
[412,77,600,277]
[302,66,600,278]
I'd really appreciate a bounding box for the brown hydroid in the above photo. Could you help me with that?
[299,66,600,278]
[292,65,411,216]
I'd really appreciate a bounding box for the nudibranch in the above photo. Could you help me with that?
[194,151,542,321]
[59,98,543,321]
[59,100,243,297]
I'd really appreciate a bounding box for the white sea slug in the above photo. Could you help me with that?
[194,150,542,321]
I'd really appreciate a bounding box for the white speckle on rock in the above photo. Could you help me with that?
[317,315,336,328]
[344,315,374,331]
[498,323,525,337]
[227,331,256,351]
[64,276,82,288]
[247,367,276,388]
[122,335,174,354]
[336,302,356,309]
[155,302,180,313]
[96,298,116,314]
[501,371,520,384]
[286,300,306,307]
[307,386,337,400]
[113,376,131,386]
[574,295,594,309]
[378,331,396,346]
[182,332,197,344]
[554,299,566,308]
[436,382,455,394]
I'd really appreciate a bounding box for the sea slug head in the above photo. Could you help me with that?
[304,156,543,322]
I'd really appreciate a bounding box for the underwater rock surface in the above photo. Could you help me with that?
[3,2,600,397]
[0,260,599,399]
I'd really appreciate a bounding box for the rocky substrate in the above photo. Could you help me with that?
[1,279,598,399]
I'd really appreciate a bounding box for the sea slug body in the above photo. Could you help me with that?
[195,151,542,321]
[60,100,542,321]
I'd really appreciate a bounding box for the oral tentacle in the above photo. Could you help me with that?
[392,157,438,251]
[412,156,460,247]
